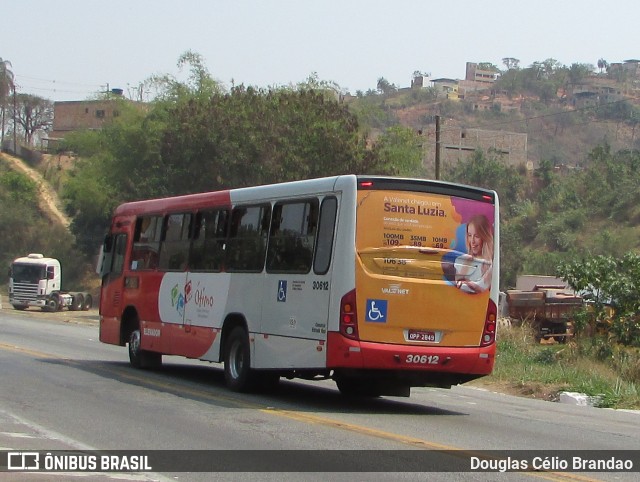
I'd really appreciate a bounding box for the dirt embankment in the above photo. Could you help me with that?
[0,152,71,228]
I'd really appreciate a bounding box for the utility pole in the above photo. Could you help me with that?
[435,115,441,180]
[12,83,17,154]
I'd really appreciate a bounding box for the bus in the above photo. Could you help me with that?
[98,175,499,397]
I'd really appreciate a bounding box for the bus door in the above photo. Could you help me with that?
[355,186,496,348]
[181,209,232,359]
[258,196,338,369]
[154,213,201,356]
[98,230,129,345]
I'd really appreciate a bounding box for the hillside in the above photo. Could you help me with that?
[0,152,98,292]
[349,74,640,171]
[0,152,71,228]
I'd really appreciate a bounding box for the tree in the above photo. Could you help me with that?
[567,63,594,85]
[597,58,608,74]
[559,253,640,346]
[444,149,524,215]
[502,57,520,71]
[157,86,381,192]
[376,77,397,95]
[11,94,53,146]
[542,58,560,77]
[495,68,522,97]
[296,71,342,96]
[0,57,14,145]
[477,62,498,72]
[371,126,424,177]
[146,49,224,101]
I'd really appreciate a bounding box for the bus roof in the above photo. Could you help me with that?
[112,174,496,217]
[112,176,348,217]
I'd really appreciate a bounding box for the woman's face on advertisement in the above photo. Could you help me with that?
[467,223,483,256]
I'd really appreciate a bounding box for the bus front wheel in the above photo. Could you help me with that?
[128,329,162,369]
[224,327,256,392]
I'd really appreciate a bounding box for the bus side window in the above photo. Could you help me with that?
[98,234,114,279]
[226,204,270,272]
[267,199,318,273]
[158,213,192,271]
[313,197,337,275]
[112,234,127,276]
[190,209,228,271]
[132,215,162,269]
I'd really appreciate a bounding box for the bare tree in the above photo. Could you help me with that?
[11,93,53,146]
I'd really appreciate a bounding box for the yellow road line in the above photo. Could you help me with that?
[0,342,606,481]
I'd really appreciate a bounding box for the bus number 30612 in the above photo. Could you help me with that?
[405,354,439,365]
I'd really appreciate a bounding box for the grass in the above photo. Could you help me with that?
[474,324,640,410]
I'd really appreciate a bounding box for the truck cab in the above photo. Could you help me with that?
[9,254,61,310]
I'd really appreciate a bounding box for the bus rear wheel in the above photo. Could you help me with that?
[128,329,162,369]
[224,327,257,392]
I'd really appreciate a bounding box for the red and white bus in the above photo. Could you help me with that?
[98,175,499,397]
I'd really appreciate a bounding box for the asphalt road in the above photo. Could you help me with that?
[0,302,638,481]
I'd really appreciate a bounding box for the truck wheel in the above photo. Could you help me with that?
[70,293,84,311]
[82,294,93,311]
[128,329,162,369]
[224,327,257,392]
[44,296,59,312]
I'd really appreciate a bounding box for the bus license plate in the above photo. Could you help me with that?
[408,330,436,342]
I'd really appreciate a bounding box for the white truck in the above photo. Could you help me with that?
[8,253,93,312]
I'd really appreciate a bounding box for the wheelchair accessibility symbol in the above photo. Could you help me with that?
[365,299,387,322]
[277,280,287,302]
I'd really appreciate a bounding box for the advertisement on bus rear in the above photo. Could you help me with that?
[356,189,496,345]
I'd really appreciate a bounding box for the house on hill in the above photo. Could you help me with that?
[568,77,626,108]
[432,78,460,100]
[46,89,141,150]
[422,125,528,170]
[608,59,640,79]
[464,62,499,85]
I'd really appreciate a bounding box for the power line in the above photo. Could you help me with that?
[13,74,105,100]
[14,73,103,89]
[16,83,100,96]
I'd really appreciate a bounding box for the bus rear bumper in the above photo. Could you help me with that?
[326,332,495,376]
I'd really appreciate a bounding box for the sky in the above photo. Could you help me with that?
[3,0,640,102]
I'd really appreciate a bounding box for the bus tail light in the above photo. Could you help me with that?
[480,299,497,347]
[340,289,359,340]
